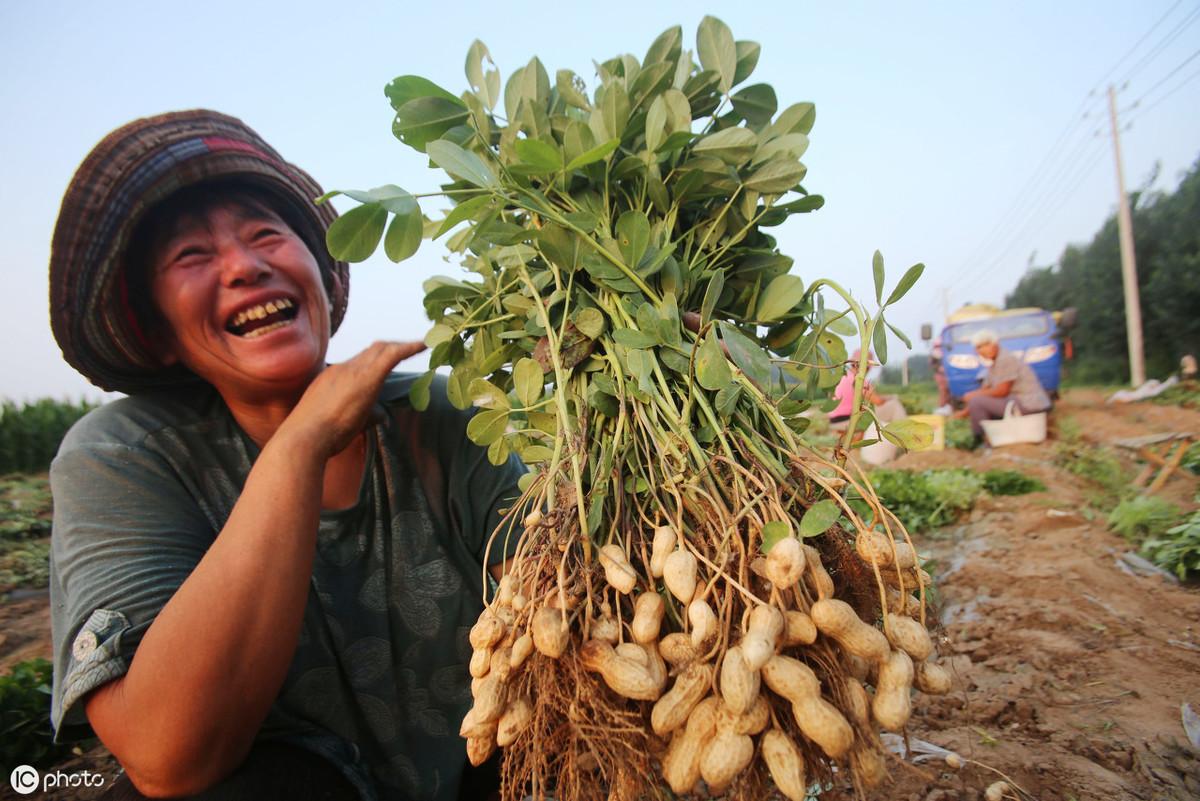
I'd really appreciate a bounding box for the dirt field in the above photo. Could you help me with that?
[1,389,1197,800]
[887,389,1200,801]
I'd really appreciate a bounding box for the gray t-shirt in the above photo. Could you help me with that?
[49,373,525,801]
[984,347,1051,412]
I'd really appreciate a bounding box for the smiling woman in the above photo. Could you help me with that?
[45,110,526,801]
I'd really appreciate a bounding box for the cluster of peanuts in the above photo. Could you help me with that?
[461,517,953,798]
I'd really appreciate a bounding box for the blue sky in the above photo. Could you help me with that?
[2,1,1197,399]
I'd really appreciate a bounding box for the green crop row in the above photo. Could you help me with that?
[0,399,96,475]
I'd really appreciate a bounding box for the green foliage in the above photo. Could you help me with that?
[868,467,1045,533]
[873,382,936,415]
[0,659,89,767]
[944,417,976,450]
[980,469,1046,496]
[0,539,50,593]
[1183,441,1200,475]
[1053,417,1128,509]
[1142,508,1200,580]
[322,19,925,472]
[1150,380,1200,410]
[1006,156,1200,381]
[1107,495,1181,543]
[0,475,52,540]
[869,468,984,532]
[0,475,54,595]
[0,400,96,474]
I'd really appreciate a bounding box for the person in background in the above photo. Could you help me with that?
[828,350,907,431]
[47,110,522,801]
[953,328,1051,444]
[930,339,952,415]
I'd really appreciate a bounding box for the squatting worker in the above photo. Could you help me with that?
[47,110,525,801]
[953,329,1051,443]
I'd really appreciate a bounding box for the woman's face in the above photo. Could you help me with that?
[147,200,331,401]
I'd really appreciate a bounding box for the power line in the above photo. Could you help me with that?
[953,138,1109,299]
[1121,46,1200,113]
[951,3,1200,311]
[1127,64,1200,123]
[948,126,1105,292]
[1097,0,1187,87]
[953,95,1105,279]
[1118,3,1200,85]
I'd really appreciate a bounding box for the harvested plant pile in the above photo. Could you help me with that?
[327,18,943,800]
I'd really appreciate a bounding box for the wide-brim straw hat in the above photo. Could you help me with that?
[49,109,350,394]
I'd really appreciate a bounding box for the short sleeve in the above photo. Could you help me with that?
[49,440,214,741]
[987,353,1021,386]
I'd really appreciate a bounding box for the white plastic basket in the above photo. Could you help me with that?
[980,402,1047,446]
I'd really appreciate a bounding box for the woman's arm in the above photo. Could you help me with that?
[83,341,421,798]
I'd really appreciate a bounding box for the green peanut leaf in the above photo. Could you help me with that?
[564,138,620,171]
[872,319,888,364]
[755,274,805,322]
[731,83,776,127]
[644,24,683,66]
[573,308,605,339]
[715,383,741,419]
[887,319,913,349]
[768,102,816,137]
[468,378,510,410]
[881,418,935,451]
[743,159,807,193]
[466,408,509,446]
[693,127,757,166]
[759,520,792,554]
[392,96,470,151]
[435,194,493,239]
[885,262,926,306]
[426,140,499,189]
[326,203,387,263]
[487,435,511,466]
[752,133,809,166]
[872,250,885,305]
[799,499,840,537]
[697,15,736,94]
[513,358,544,407]
[518,444,555,464]
[695,329,732,390]
[424,322,455,348]
[446,364,478,410]
[384,75,463,111]
[616,210,650,269]
[613,328,657,349]
[409,370,435,412]
[733,40,761,86]
[701,272,725,325]
[718,322,771,388]
[513,138,563,173]
[384,206,423,262]
[555,69,590,109]
[465,40,500,110]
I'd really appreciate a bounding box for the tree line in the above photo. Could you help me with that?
[1006,155,1200,384]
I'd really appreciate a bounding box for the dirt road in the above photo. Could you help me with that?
[887,390,1200,801]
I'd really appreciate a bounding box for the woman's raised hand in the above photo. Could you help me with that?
[281,341,426,459]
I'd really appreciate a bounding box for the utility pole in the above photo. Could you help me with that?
[1107,85,1146,387]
